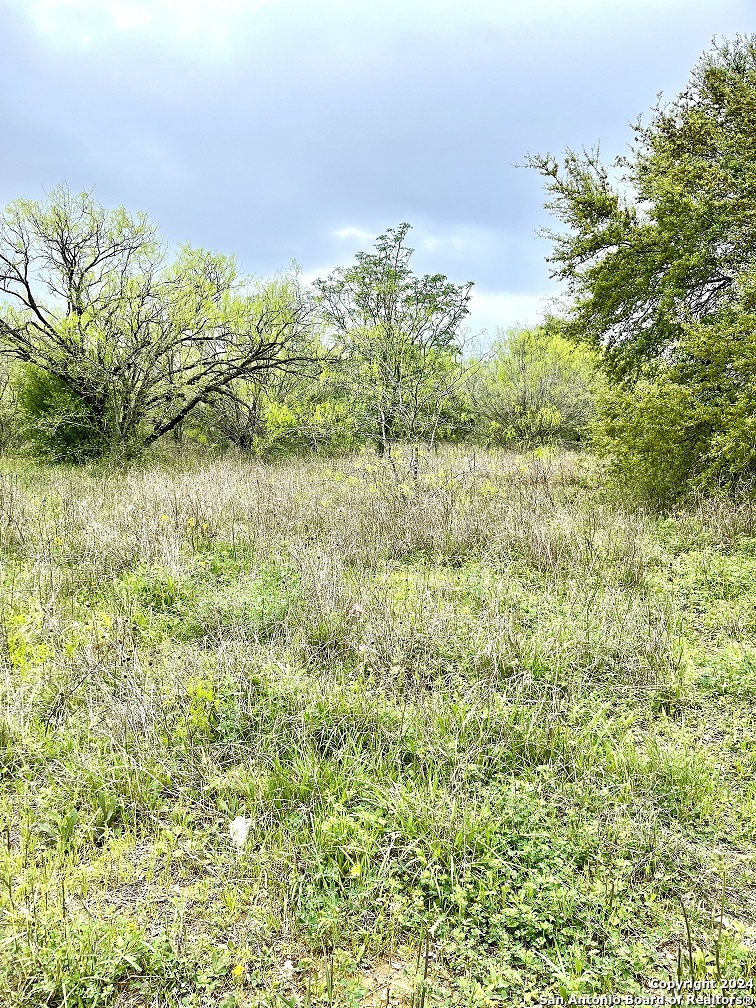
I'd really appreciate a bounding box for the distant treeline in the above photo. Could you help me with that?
[0,204,597,464]
[1,35,755,502]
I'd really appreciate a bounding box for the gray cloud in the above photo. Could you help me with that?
[1,0,753,332]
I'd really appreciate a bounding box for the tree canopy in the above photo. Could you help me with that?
[0,187,316,456]
[314,224,473,455]
[528,34,756,378]
[529,35,756,496]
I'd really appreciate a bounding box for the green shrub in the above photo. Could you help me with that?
[592,310,756,501]
[15,364,106,462]
[471,324,600,447]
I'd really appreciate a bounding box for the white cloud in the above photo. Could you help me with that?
[332,226,375,242]
[9,0,264,55]
[415,225,498,258]
[329,222,499,261]
[108,3,151,30]
[9,0,697,58]
[466,289,555,340]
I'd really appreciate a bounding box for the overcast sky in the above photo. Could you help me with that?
[1,0,754,338]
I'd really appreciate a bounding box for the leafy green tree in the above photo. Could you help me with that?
[470,323,600,447]
[199,338,351,456]
[15,365,106,461]
[591,306,756,499]
[0,187,316,458]
[528,35,756,495]
[314,224,473,458]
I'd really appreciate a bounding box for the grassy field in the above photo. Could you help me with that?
[2,447,756,1006]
